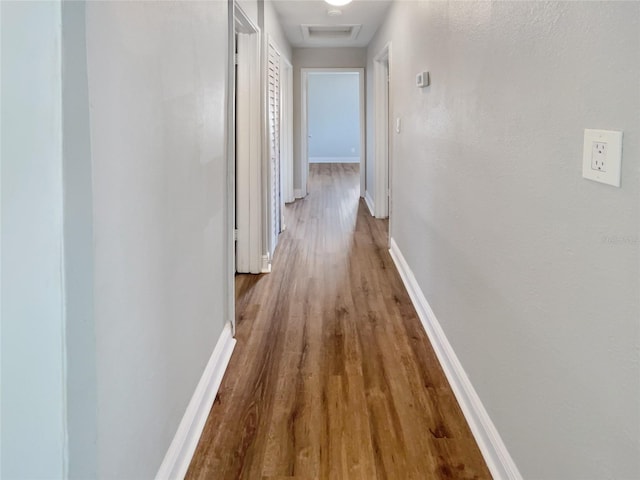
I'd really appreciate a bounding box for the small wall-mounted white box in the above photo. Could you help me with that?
[416,71,430,88]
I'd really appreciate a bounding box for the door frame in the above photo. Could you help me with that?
[264,35,286,267]
[226,0,236,333]
[373,43,391,221]
[234,3,262,275]
[300,68,366,198]
[281,57,294,205]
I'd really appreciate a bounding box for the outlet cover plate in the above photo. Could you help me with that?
[582,129,623,187]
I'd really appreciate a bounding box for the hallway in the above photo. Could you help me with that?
[186,164,491,479]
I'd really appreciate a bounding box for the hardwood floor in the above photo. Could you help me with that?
[186,163,492,480]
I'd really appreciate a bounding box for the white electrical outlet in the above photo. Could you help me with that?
[591,142,607,171]
[582,129,623,187]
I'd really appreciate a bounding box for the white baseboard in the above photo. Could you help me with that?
[294,189,304,199]
[364,190,375,216]
[155,323,236,480]
[261,254,271,274]
[388,238,522,480]
[309,156,360,163]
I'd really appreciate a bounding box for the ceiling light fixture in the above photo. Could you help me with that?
[325,0,352,6]
[327,8,342,16]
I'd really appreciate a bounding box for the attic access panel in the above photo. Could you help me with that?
[300,24,362,42]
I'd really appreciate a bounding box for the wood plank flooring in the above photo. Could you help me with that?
[186,163,491,480]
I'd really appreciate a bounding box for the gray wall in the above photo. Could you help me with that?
[368,2,640,478]
[62,2,98,477]
[1,2,66,477]
[292,48,367,192]
[265,0,292,64]
[308,73,360,160]
[237,0,258,28]
[84,1,229,477]
[2,1,239,478]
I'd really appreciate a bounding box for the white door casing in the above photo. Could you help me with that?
[234,5,262,274]
[226,1,236,332]
[281,58,294,205]
[373,43,391,221]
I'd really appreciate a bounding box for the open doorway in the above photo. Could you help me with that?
[373,43,391,224]
[308,72,360,165]
[300,68,365,197]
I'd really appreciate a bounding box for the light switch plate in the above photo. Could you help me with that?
[582,129,623,187]
[416,72,430,88]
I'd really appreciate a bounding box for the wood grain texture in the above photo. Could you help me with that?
[186,163,492,480]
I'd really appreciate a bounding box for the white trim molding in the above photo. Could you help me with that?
[309,156,360,164]
[281,57,294,204]
[234,7,262,274]
[261,254,272,274]
[155,323,236,480]
[388,239,523,480]
[373,43,391,219]
[364,190,375,216]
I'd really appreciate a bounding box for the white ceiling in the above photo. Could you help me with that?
[272,0,393,48]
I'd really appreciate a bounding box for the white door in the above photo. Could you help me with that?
[267,41,282,257]
[234,7,262,274]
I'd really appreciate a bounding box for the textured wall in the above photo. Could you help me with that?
[368,1,640,478]
[86,2,229,477]
[265,0,292,63]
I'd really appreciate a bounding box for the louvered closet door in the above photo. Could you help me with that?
[268,43,281,254]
